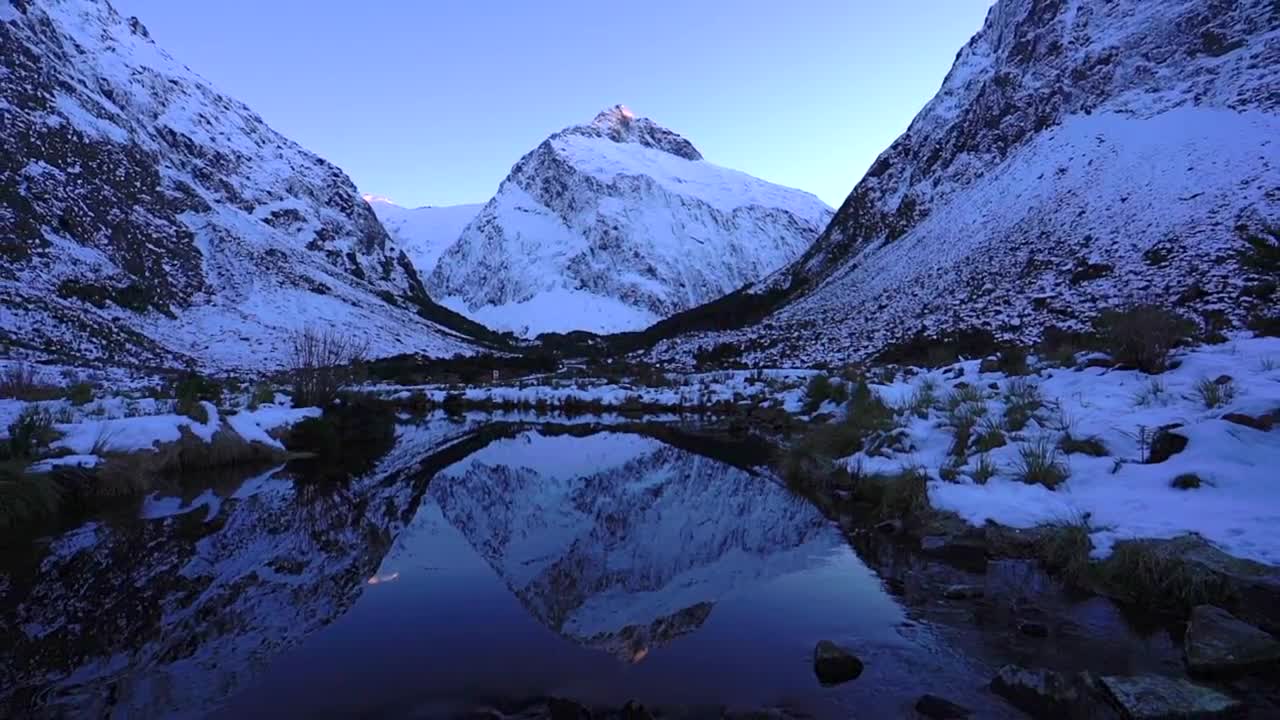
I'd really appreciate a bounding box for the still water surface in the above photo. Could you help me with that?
[0,419,1017,718]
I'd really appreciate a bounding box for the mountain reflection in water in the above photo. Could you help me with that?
[0,418,1009,719]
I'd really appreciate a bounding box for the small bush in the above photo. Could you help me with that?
[173,371,222,420]
[288,325,370,407]
[997,347,1030,375]
[1171,473,1202,490]
[7,406,56,460]
[1239,224,1280,275]
[1014,436,1070,489]
[1094,305,1193,373]
[1036,518,1093,588]
[65,382,95,406]
[286,394,396,482]
[804,374,848,412]
[248,383,275,410]
[1058,433,1108,457]
[1193,377,1236,409]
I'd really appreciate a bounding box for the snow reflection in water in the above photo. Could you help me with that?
[0,420,1009,719]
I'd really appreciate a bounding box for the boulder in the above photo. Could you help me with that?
[1147,429,1188,463]
[1221,412,1274,432]
[915,694,973,719]
[1184,604,1280,676]
[813,640,864,685]
[1097,674,1241,719]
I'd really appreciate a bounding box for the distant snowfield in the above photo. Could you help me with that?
[364,196,482,277]
[440,287,659,336]
[848,335,1280,566]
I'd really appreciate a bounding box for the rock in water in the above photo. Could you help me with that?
[915,694,973,719]
[1098,675,1242,720]
[1184,605,1280,676]
[989,665,1086,718]
[812,640,864,685]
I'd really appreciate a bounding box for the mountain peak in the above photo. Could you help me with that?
[559,104,703,161]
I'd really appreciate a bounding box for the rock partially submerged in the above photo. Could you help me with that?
[812,640,864,685]
[1097,675,1242,719]
[1184,605,1280,676]
[989,665,1094,718]
[914,693,973,719]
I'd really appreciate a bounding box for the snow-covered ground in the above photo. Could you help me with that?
[840,334,1280,565]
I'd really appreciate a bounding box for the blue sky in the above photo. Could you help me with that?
[113,0,994,208]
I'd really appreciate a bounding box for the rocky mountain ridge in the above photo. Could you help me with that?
[0,0,486,370]
[648,0,1280,367]
[426,105,833,337]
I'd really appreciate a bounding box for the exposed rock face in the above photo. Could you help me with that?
[0,0,480,369]
[1184,605,1280,676]
[427,105,833,337]
[651,0,1280,367]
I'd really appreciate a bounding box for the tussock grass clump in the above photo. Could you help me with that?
[779,381,898,491]
[850,466,931,519]
[1171,473,1202,490]
[1193,377,1236,409]
[1014,436,1070,489]
[971,454,998,484]
[0,363,59,401]
[944,384,986,410]
[1097,540,1232,612]
[904,377,940,418]
[0,472,65,534]
[1002,377,1044,431]
[944,400,986,458]
[975,416,1007,452]
[1132,377,1169,407]
[7,406,56,460]
[1058,433,1108,457]
[1036,517,1093,588]
[65,382,95,406]
[879,466,930,518]
[1094,304,1193,374]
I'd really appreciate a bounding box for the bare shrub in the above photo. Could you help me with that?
[1094,304,1193,373]
[287,325,370,407]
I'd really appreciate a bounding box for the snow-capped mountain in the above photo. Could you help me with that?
[651,0,1280,366]
[427,106,834,337]
[429,430,835,659]
[0,0,484,370]
[362,194,482,279]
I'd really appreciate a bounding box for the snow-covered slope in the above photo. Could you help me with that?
[429,430,833,658]
[362,194,481,278]
[0,0,483,370]
[428,106,833,337]
[652,0,1280,367]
